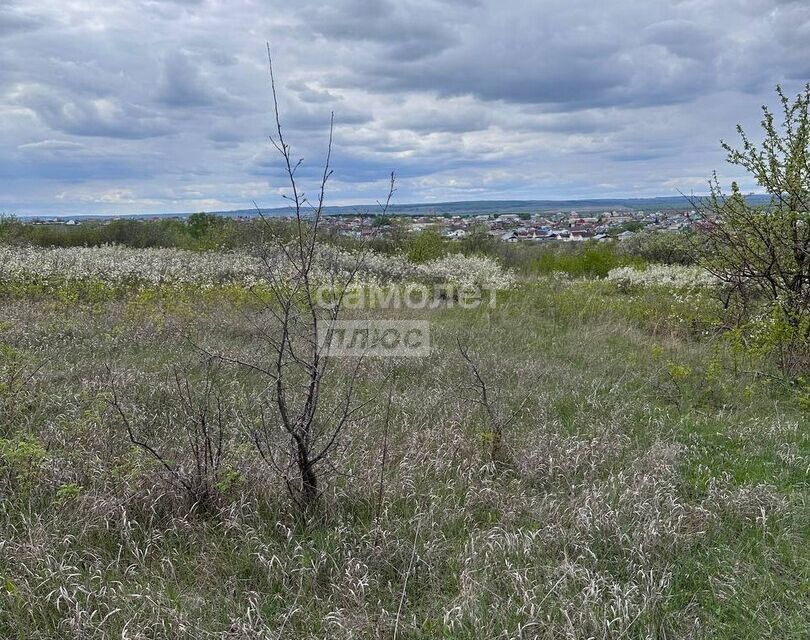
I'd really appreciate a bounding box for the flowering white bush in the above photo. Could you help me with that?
[0,245,263,288]
[417,253,514,289]
[607,264,718,290]
[317,246,514,290]
[0,244,514,290]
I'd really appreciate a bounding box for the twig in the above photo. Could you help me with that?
[393,517,421,640]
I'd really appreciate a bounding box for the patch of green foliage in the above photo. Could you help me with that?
[407,228,446,263]
[0,214,263,252]
[523,242,645,277]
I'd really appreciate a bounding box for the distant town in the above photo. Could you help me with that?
[21,206,700,243]
[320,208,697,242]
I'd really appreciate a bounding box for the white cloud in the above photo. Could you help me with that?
[1,0,808,214]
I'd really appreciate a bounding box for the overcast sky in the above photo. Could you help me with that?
[1,0,809,215]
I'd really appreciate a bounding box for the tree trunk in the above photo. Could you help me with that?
[297,443,319,508]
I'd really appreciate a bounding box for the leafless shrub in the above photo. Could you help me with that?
[107,359,235,512]
[211,47,395,516]
[457,337,530,465]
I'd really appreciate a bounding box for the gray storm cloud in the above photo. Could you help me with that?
[0,0,808,214]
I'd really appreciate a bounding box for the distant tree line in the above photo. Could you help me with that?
[1,209,699,279]
[0,213,294,251]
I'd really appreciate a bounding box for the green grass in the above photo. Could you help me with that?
[0,269,806,638]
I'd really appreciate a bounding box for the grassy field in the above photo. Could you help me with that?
[0,246,807,638]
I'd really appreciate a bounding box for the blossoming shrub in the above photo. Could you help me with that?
[607,264,718,291]
[0,245,514,293]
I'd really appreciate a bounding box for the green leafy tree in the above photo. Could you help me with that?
[407,229,445,263]
[460,223,496,255]
[611,220,644,235]
[184,213,237,250]
[620,231,694,265]
[696,85,810,370]
[186,212,221,239]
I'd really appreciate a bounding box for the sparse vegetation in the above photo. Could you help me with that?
[0,83,807,640]
[0,236,806,637]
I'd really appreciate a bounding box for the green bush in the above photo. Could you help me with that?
[459,224,497,256]
[407,229,445,263]
[620,231,695,265]
[0,215,26,245]
[0,214,249,251]
[524,242,643,278]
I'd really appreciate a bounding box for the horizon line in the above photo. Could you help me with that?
[8,192,771,219]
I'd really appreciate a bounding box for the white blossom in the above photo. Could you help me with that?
[0,245,514,291]
[607,265,718,290]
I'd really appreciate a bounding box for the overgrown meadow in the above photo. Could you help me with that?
[0,236,807,639]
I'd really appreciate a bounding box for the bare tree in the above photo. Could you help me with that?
[457,338,528,465]
[690,85,810,371]
[220,46,395,513]
[108,359,233,511]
